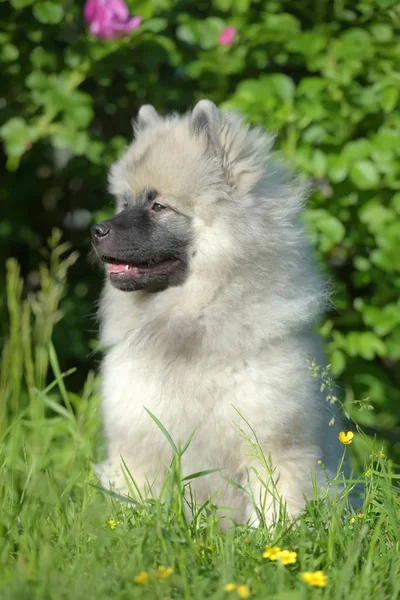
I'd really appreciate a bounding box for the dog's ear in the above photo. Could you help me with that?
[133,105,162,136]
[189,100,221,155]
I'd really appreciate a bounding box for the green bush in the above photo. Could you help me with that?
[1,0,399,439]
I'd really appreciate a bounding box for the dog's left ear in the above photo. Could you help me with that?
[189,100,221,155]
[133,105,162,136]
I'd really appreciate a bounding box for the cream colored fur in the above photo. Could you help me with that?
[96,100,341,525]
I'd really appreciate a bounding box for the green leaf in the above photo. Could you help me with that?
[0,117,32,157]
[350,160,379,190]
[65,106,94,128]
[304,209,345,251]
[354,256,370,272]
[263,13,301,41]
[143,18,167,33]
[33,2,64,24]
[342,139,372,161]
[51,129,89,155]
[380,87,399,113]
[232,0,251,13]
[340,331,386,359]
[329,350,346,376]
[391,193,400,215]
[370,23,393,42]
[212,0,232,11]
[328,155,348,183]
[30,46,57,68]
[177,17,226,50]
[269,74,295,103]
[11,0,35,7]
[312,149,327,178]
[1,44,19,62]
[359,200,393,233]
[26,71,49,89]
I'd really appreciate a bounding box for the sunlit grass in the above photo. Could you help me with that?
[1,234,399,599]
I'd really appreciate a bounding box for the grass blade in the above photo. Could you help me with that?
[144,407,178,454]
[90,484,143,507]
[182,468,224,482]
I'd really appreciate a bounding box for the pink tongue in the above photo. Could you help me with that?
[108,263,129,274]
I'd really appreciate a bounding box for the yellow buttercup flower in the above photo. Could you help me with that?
[350,512,364,524]
[107,520,120,530]
[372,451,386,459]
[134,571,149,584]
[301,570,327,588]
[155,565,173,579]
[236,584,251,599]
[277,550,297,565]
[224,583,251,598]
[263,546,297,565]
[262,546,281,560]
[338,431,354,445]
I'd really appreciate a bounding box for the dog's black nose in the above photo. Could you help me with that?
[92,222,110,241]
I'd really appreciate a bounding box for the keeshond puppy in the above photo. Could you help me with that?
[92,100,342,525]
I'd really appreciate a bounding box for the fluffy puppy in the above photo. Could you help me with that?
[92,100,341,525]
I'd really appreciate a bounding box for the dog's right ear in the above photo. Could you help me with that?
[132,105,162,136]
[189,100,221,155]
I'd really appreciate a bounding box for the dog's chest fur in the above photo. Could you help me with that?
[100,314,321,484]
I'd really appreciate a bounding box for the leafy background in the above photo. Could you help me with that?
[1,0,400,451]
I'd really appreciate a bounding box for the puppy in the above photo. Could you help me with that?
[92,100,341,525]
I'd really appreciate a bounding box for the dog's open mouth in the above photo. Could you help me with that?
[103,255,182,290]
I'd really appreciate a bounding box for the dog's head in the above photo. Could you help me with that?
[92,101,300,293]
[92,101,225,292]
[91,182,192,292]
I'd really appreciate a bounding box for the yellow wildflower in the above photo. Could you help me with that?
[317,460,322,465]
[155,565,173,579]
[301,570,327,588]
[134,571,149,584]
[107,520,120,530]
[338,431,354,445]
[372,451,386,459]
[350,513,364,524]
[236,584,251,599]
[224,583,236,592]
[262,546,281,560]
[277,550,297,565]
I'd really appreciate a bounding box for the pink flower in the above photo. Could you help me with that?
[84,0,142,40]
[218,26,237,46]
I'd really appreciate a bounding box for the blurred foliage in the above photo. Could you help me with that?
[0,0,400,439]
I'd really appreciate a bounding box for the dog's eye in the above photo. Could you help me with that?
[151,202,166,212]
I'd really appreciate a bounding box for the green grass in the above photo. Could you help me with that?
[1,235,400,600]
